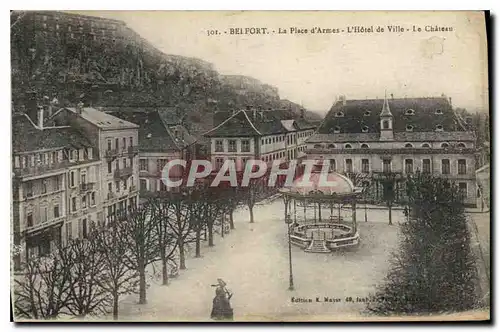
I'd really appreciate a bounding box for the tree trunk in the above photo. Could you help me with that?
[208,223,214,247]
[195,227,201,258]
[178,237,186,270]
[138,258,147,304]
[229,209,235,229]
[113,293,119,320]
[388,203,393,225]
[161,254,169,285]
[249,204,254,223]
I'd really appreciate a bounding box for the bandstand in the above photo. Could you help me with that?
[280,170,362,253]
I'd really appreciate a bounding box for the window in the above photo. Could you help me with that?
[27,212,33,227]
[91,192,96,206]
[405,143,414,148]
[65,222,72,241]
[344,144,352,149]
[261,139,265,145]
[82,219,88,239]
[361,143,369,148]
[108,183,112,194]
[362,126,369,133]
[241,140,250,152]
[336,111,344,117]
[334,126,341,133]
[41,179,47,194]
[129,137,133,146]
[364,111,371,116]
[382,120,389,129]
[41,206,48,223]
[422,159,431,173]
[123,180,127,190]
[421,143,431,148]
[81,174,86,185]
[458,159,467,175]
[122,158,127,168]
[457,143,466,148]
[405,159,414,174]
[140,179,147,191]
[115,138,119,150]
[228,140,237,152]
[123,137,127,150]
[405,109,415,115]
[441,159,450,175]
[436,125,444,131]
[361,159,370,173]
[458,183,467,200]
[215,158,224,170]
[140,159,147,171]
[406,125,414,132]
[70,171,75,187]
[215,140,224,152]
[107,161,112,174]
[383,159,391,173]
[330,160,336,172]
[72,197,77,212]
[54,205,60,218]
[157,159,167,172]
[314,144,322,149]
[345,159,353,173]
[441,143,449,148]
[328,144,336,149]
[115,181,120,193]
[82,195,87,209]
[107,139,112,151]
[435,109,443,115]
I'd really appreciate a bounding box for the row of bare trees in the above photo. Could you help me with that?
[14,182,268,320]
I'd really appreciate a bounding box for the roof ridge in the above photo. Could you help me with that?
[241,110,262,135]
[203,110,243,136]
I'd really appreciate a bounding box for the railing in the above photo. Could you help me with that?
[305,147,477,155]
[13,161,69,178]
[105,149,119,159]
[129,185,137,192]
[79,182,95,193]
[107,192,116,200]
[114,167,133,179]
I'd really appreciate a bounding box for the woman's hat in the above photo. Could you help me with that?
[217,278,227,287]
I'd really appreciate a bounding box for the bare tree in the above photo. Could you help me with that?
[94,217,139,320]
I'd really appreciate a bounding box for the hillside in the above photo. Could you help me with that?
[10,10,321,134]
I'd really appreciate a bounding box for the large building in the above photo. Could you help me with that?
[204,108,316,173]
[12,109,100,267]
[49,104,140,221]
[305,95,477,206]
[106,109,197,197]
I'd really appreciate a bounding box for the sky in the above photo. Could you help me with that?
[74,11,488,114]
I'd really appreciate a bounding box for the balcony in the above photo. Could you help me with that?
[79,182,95,194]
[130,185,137,193]
[24,216,65,235]
[107,192,116,200]
[13,161,68,178]
[114,167,133,179]
[105,149,119,160]
[128,146,139,156]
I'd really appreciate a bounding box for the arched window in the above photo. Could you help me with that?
[334,126,341,133]
[361,126,369,133]
[405,109,415,115]
[436,125,444,131]
[344,144,352,149]
[405,143,414,148]
[421,143,431,148]
[406,125,414,132]
[457,143,466,148]
[441,142,449,148]
[336,111,344,117]
[361,143,369,148]
[327,144,336,149]
[383,120,389,129]
[435,109,443,115]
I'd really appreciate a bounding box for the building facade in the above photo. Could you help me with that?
[305,95,477,206]
[204,109,316,173]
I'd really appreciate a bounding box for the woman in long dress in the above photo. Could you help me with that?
[210,278,233,321]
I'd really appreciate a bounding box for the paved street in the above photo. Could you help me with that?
[467,212,491,306]
[115,200,401,321]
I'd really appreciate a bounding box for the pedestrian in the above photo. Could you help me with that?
[210,278,233,321]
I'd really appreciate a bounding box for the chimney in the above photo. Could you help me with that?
[300,108,305,119]
[37,106,44,130]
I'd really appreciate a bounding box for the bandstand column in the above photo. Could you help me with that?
[352,200,357,233]
[303,199,307,224]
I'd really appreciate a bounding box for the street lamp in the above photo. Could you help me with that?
[284,196,294,291]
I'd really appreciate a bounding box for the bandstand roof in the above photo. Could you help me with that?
[280,171,362,202]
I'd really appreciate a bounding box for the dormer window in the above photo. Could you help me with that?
[334,126,341,133]
[405,109,415,115]
[421,143,431,148]
[406,125,414,132]
[435,109,443,115]
[335,111,344,117]
[436,125,444,131]
[404,143,414,148]
[344,144,352,149]
[457,143,466,148]
[327,144,336,149]
[364,111,371,116]
[361,143,369,149]
[441,142,450,148]
[361,126,369,133]
[382,120,389,129]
